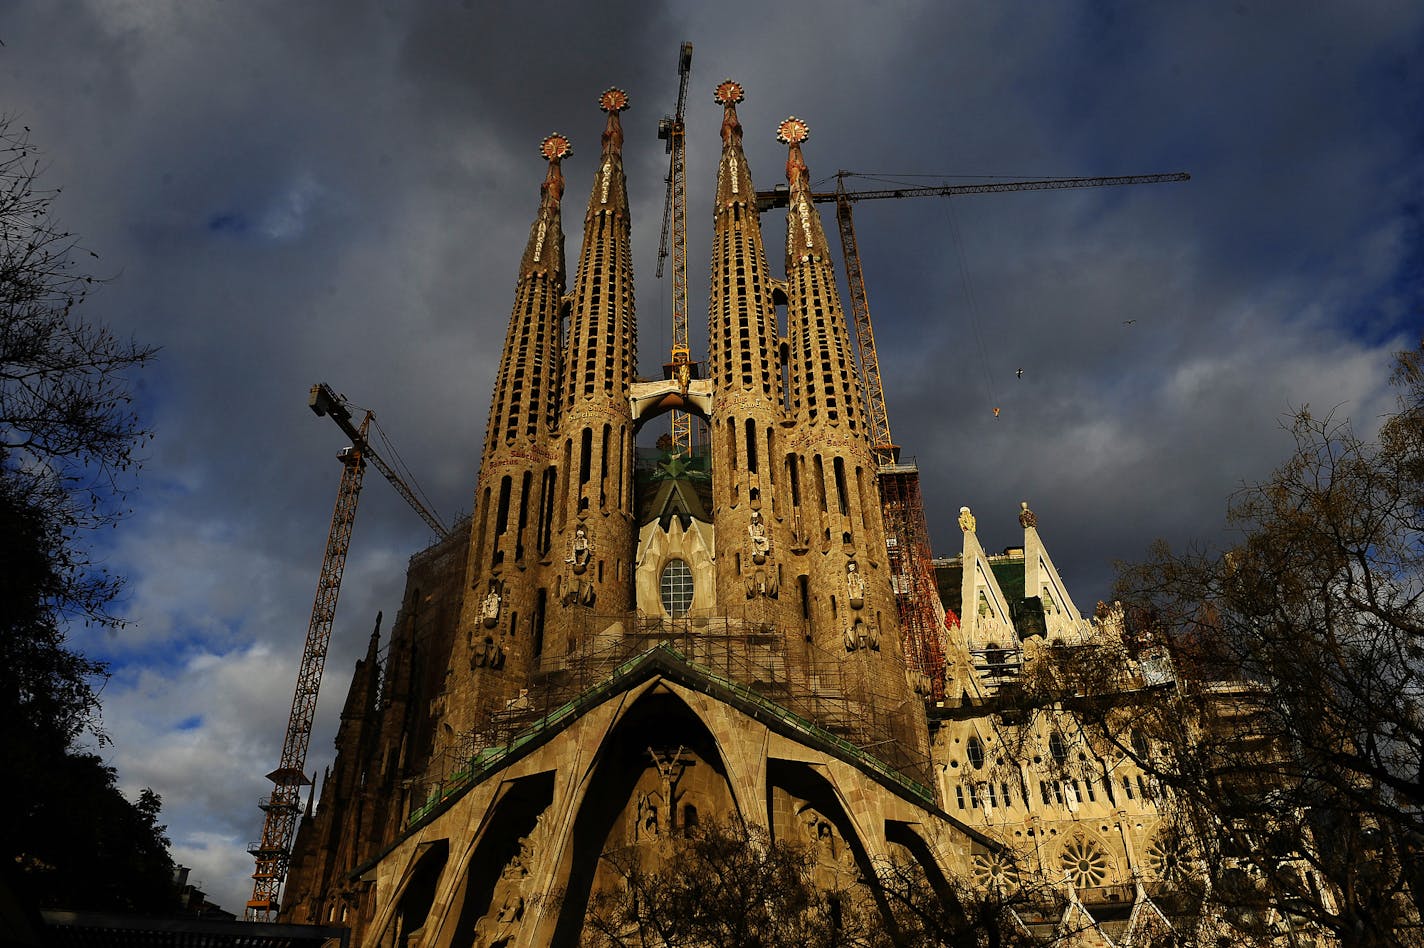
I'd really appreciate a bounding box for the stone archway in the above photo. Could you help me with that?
[547,687,737,946]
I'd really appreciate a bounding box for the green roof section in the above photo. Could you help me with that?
[934,553,1026,617]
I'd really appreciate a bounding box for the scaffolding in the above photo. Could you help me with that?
[879,460,947,703]
[408,613,935,825]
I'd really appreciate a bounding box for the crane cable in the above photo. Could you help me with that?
[941,195,1001,417]
[344,400,447,527]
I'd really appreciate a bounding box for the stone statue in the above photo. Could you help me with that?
[481,580,502,628]
[471,818,543,948]
[567,523,592,574]
[958,506,976,534]
[1018,501,1037,529]
[845,560,865,609]
[634,789,662,842]
[748,509,770,564]
[471,636,504,671]
[745,568,778,600]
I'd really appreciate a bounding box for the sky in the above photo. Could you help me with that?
[4,0,1422,915]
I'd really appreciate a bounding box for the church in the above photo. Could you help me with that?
[280,80,1192,947]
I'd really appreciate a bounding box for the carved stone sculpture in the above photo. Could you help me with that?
[845,560,865,609]
[748,509,770,564]
[567,523,592,575]
[481,580,502,628]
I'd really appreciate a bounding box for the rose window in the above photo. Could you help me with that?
[1059,836,1110,888]
[1146,829,1192,883]
[971,850,1020,890]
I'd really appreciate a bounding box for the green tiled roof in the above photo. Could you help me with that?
[934,556,1026,616]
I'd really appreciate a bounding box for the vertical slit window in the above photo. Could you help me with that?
[515,471,532,562]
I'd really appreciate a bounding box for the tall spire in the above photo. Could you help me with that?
[518,133,571,277]
[706,80,795,624]
[585,87,631,221]
[482,134,570,462]
[777,115,904,702]
[549,86,639,646]
[779,117,836,266]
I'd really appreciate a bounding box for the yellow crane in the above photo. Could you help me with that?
[656,41,694,453]
[246,383,448,921]
[756,170,1190,700]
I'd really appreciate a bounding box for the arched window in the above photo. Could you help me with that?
[660,559,694,617]
[1049,732,1068,764]
[1131,728,1151,761]
[966,735,985,770]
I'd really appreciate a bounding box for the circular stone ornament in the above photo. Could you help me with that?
[713,80,745,106]
[599,87,629,113]
[539,133,572,161]
[776,116,810,145]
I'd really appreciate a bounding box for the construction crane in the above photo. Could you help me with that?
[246,384,449,921]
[758,170,1190,464]
[757,170,1190,701]
[656,41,694,453]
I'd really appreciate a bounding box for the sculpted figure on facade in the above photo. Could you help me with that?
[471,635,505,670]
[845,559,865,609]
[567,522,593,574]
[481,579,503,628]
[959,505,976,533]
[471,816,544,948]
[746,567,779,600]
[748,509,770,564]
[633,789,662,842]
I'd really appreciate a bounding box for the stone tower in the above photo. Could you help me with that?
[548,88,638,648]
[281,80,1201,948]
[440,133,570,747]
[704,81,795,626]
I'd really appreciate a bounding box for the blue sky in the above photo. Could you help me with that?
[5,0,1422,913]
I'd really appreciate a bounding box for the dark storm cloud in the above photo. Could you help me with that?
[5,0,1421,911]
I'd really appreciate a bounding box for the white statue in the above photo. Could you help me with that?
[846,560,866,609]
[481,581,502,628]
[748,509,770,564]
[567,523,592,574]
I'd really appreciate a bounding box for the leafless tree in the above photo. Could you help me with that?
[1016,339,1424,947]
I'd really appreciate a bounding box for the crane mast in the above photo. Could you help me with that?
[246,422,366,921]
[758,169,1190,702]
[657,41,694,453]
[246,385,448,921]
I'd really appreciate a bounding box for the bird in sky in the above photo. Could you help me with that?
[1123,319,1137,326]
[1016,368,1023,379]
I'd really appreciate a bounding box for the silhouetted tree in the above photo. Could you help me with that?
[0,114,172,912]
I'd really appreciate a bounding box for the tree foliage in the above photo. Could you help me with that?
[0,114,156,630]
[1020,339,1424,946]
[0,114,173,913]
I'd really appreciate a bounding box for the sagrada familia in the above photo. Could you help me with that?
[279,82,1196,946]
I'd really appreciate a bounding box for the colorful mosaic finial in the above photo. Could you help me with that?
[599,87,629,113]
[776,116,810,145]
[713,79,745,106]
[539,133,572,162]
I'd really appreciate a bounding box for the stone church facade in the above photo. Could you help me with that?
[281,83,1195,947]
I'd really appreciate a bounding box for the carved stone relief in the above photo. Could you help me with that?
[471,813,547,948]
